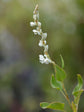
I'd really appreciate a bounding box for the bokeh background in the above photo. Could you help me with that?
[0,0,84,112]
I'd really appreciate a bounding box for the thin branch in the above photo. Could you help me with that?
[63,84,73,110]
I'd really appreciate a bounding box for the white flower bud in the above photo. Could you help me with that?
[32,29,38,35]
[33,12,39,21]
[30,22,36,27]
[44,58,51,64]
[37,29,42,35]
[38,22,41,27]
[39,55,44,60]
[39,54,51,64]
[44,54,52,64]
[36,27,40,31]
[33,29,42,35]
[39,55,45,64]
[44,45,48,52]
[44,54,47,58]
[38,40,46,47]
[33,15,37,20]
[38,40,43,47]
[42,33,47,39]
[36,13,39,20]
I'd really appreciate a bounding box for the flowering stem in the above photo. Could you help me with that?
[30,4,53,64]
[30,4,75,112]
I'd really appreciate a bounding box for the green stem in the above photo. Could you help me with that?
[52,61,56,76]
[63,84,73,111]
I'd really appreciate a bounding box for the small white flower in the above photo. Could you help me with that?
[44,55,52,64]
[44,54,47,58]
[33,15,37,20]
[33,13,39,21]
[39,54,51,64]
[39,55,45,64]
[36,13,39,20]
[36,27,40,31]
[32,29,38,35]
[44,58,51,64]
[38,40,43,47]
[44,45,48,52]
[37,29,42,35]
[38,22,41,27]
[38,40,46,47]
[42,33,47,39]
[33,29,42,35]
[30,22,36,27]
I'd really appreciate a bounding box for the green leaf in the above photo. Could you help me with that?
[40,102,65,111]
[40,102,49,109]
[73,89,83,97]
[72,74,83,105]
[55,64,66,82]
[72,74,83,96]
[74,89,83,105]
[51,74,63,91]
[60,55,64,68]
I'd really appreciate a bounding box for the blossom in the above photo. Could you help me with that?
[44,54,52,64]
[44,45,48,52]
[37,29,42,35]
[36,13,39,20]
[33,15,37,20]
[33,13,39,20]
[32,29,38,35]
[39,54,51,64]
[33,29,42,35]
[39,55,45,64]
[38,22,41,27]
[38,40,46,47]
[30,22,36,27]
[42,33,47,39]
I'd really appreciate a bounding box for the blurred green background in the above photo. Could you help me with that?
[0,0,84,112]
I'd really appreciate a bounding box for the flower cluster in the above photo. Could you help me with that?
[30,4,52,64]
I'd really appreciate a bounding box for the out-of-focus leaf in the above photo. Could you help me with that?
[73,89,83,97]
[72,74,83,105]
[40,102,65,111]
[40,102,49,109]
[74,89,83,105]
[51,74,63,91]
[60,55,64,68]
[55,64,66,82]
[72,74,83,96]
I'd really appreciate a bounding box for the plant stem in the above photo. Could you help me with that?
[63,84,73,111]
[51,61,56,76]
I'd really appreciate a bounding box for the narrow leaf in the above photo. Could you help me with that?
[40,102,65,111]
[51,74,63,91]
[40,102,49,109]
[72,74,83,96]
[74,89,83,105]
[60,55,64,68]
[73,89,83,97]
[55,64,66,82]
[72,74,83,105]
